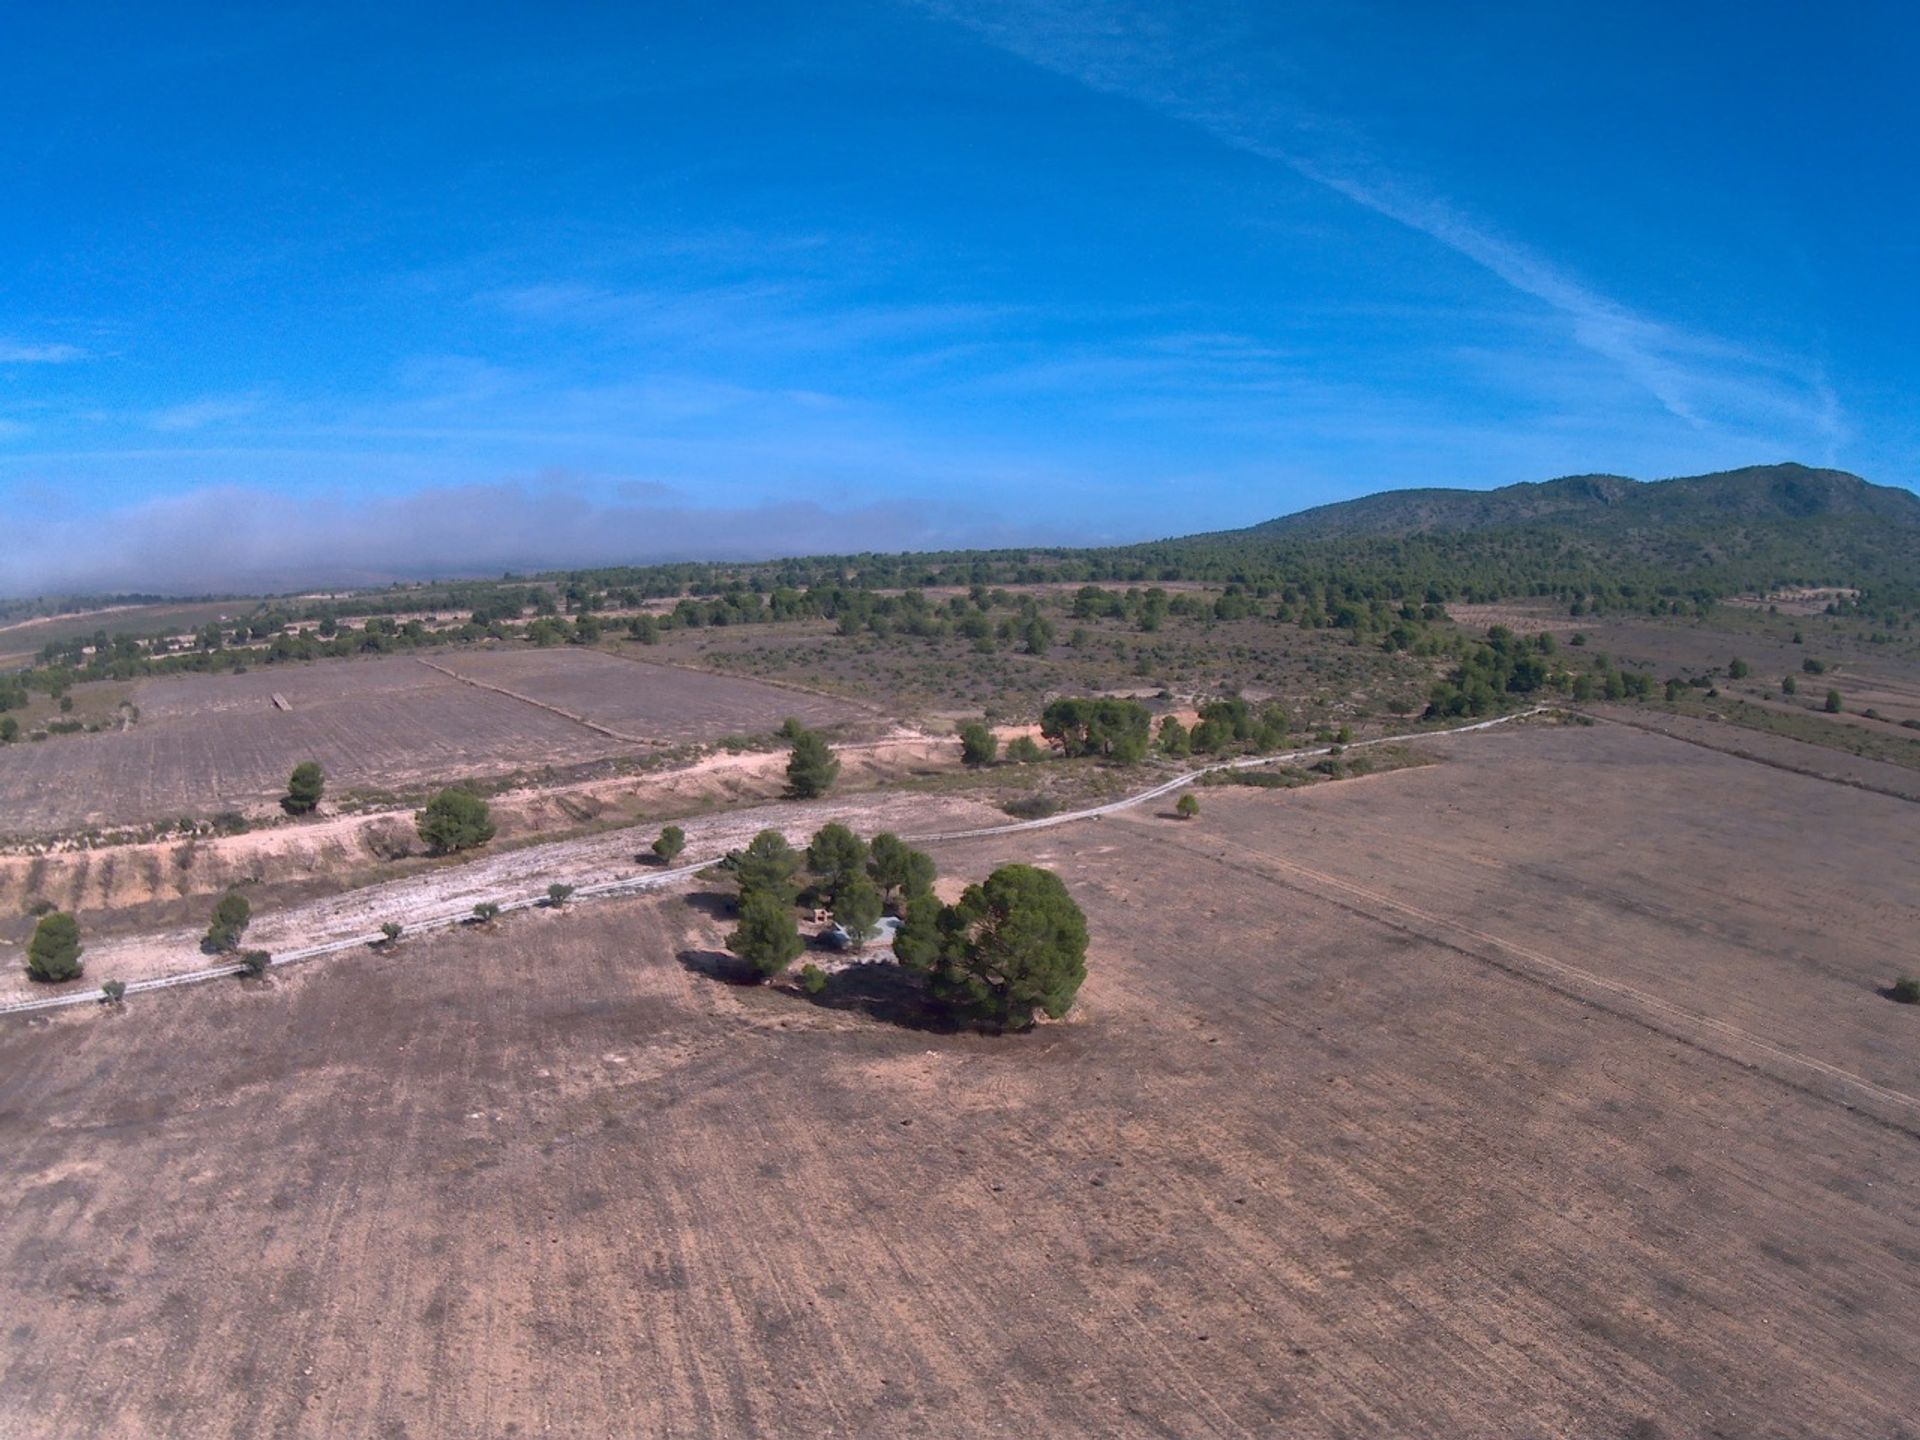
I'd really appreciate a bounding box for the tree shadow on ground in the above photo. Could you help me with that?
[676,949,765,986]
[788,960,960,1034]
[1873,983,1919,1005]
[681,890,736,921]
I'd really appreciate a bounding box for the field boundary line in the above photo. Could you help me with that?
[414,657,661,747]
[1579,708,1920,805]
[0,709,1543,1019]
[592,644,894,717]
[1203,835,1920,1133]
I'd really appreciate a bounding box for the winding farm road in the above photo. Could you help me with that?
[1,710,1537,1017]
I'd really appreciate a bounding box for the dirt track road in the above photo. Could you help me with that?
[1,713,1536,1014]
[5,718,1916,1437]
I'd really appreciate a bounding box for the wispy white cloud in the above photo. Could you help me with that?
[144,392,267,432]
[919,0,1846,451]
[492,280,1031,363]
[0,339,88,364]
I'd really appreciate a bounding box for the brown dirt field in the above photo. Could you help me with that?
[0,726,985,987]
[0,658,625,837]
[0,783,1010,1003]
[3,723,1918,1435]
[1591,705,1920,801]
[429,646,867,739]
[0,651,871,838]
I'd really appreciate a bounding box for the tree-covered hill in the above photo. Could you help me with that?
[1122,463,1920,608]
[1223,464,1920,542]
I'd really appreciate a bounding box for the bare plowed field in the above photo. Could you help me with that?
[431,647,866,739]
[0,651,867,837]
[3,723,1917,1435]
[0,659,625,836]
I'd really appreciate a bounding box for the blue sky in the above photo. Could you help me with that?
[1,1,1914,592]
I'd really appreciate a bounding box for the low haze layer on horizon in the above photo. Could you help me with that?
[3,1,1915,595]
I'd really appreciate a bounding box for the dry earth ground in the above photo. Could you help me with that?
[2,724,1918,1436]
[1448,602,1920,727]
[428,647,867,737]
[0,730,998,994]
[0,651,867,838]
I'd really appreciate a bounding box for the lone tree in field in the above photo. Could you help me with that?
[926,864,1089,1031]
[26,910,83,982]
[959,721,998,767]
[472,901,501,925]
[379,921,404,946]
[785,728,840,798]
[100,979,127,1005]
[283,761,325,815]
[238,949,271,978]
[1175,792,1200,820]
[727,889,804,982]
[867,832,936,907]
[728,829,803,906]
[416,787,496,854]
[1825,689,1844,713]
[652,824,686,865]
[202,889,252,954]
[807,822,868,902]
[1890,975,1920,1005]
[832,874,885,951]
[546,883,575,908]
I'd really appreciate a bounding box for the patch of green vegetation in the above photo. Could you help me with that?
[1656,693,1920,771]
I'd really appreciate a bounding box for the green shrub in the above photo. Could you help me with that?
[202,890,252,955]
[1175,793,1200,819]
[416,787,496,854]
[785,729,840,798]
[546,883,575,908]
[472,901,501,925]
[1891,976,1920,1005]
[1002,794,1059,821]
[800,963,828,996]
[283,761,325,815]
[727,890,803,982]
[959,721,998,767]
[1004,735,1044,764]
[25,911,83,982]
[926,865,1089,1030]
[832,875,885,949]
[99,978,127,1005]
[651,824,686,864]
[379,921,404,945]
[238,949,271,978]
[867,832,936,905]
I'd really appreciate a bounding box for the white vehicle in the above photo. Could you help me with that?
[821,914,903,952]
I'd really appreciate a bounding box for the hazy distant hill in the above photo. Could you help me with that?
[1229,464,1920,542]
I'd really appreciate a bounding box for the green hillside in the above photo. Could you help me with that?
[1232,464,1920,541]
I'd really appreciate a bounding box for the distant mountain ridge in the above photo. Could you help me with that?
[1227,464,1920,543]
